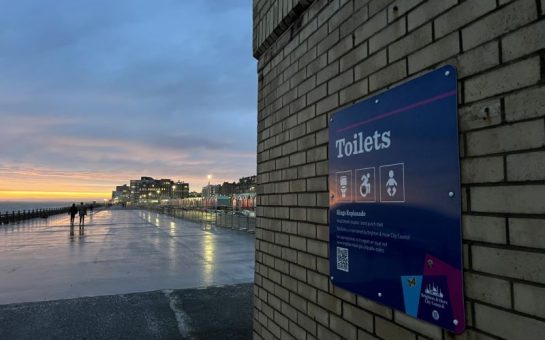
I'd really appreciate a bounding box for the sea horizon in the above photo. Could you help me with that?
[0,201,98,214]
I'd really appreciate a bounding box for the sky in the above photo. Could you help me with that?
[0,0,257,201]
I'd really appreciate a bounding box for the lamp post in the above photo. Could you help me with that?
[207,174,212,198]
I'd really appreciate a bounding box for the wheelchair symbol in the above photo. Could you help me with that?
[360,173,371,197]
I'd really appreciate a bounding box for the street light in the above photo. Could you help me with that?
[207,174,212,198]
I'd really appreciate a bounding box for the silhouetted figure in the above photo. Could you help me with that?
[89,203,94,215]
[78,202,87,230]
[69,203,78,226]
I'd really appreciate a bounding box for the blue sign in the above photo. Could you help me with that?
[328,65,464,333]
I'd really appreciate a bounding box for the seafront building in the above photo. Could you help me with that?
[111,185,130,203]
[219,175,257,195]
[113,176,190,204]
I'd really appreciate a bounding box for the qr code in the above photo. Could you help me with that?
[336,247,349,272]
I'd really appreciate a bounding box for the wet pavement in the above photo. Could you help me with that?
[0,209,255,304]
[0,209,255,339]
[0,283,253,340]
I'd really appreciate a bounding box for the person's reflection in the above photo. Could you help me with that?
[70,224,75,239]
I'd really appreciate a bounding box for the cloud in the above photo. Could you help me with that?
[0,0,256,196]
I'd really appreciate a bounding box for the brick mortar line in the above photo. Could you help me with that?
[466,298,545,325]
[464,269,545,291]
[463,325,506,340]
[260,15,545,104]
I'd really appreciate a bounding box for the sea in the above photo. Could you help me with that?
[0,201,74,214]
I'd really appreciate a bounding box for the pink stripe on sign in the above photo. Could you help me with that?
[336,90,457,133]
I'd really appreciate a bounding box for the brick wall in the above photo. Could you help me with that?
[253,0,545,339]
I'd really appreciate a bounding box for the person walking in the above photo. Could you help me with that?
[69,203,78,225]
[78,202,87,228]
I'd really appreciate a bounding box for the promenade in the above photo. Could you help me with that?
[0,209,255,339]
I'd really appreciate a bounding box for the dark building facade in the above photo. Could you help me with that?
[129,177,189,203]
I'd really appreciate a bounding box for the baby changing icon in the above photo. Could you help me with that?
[380,163,405,202]
[355,167,376,202]
[386,170,397,197]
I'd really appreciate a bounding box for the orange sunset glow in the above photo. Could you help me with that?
[0,166,236,201]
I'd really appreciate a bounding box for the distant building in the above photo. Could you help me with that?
[112,184,130,203]
[202,184,221,197]
[172,181,189,199]
[219,175,257,195]
[129,176,190,203]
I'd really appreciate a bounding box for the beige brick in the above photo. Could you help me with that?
[340,79,369,105]
[375,317,416,340]
[328,69,354,95]
[328,35,353,63]
[369,16,406,54]
[298,311,317,335]
[471,185,545,214]
[358,329,380,340]
[505,86,545,122]
[466,120,545,157]
[354,49,388,81]
[475,303,545,340]
[307,239,328,257]
[340,42,368,72]
[369,59,407,91]
[507,151,545,181]
[354,9,387,45]
[465,50,540,102]
[461,156,504,184]
[459,98,502,132]
[464,272,511,308]
[317,60,340,85]
[308,302,329,326]
[340,5,369,37]
[343,302,373,332]
[434,0,496,38]
[388,23,432,62]
[317,324,341,340]
[307,83,327,105]
[357,296,392,319]
[472,246,545,283]
[329,0,354,33]
[462,215,506,244]
[288,319,306,339]
[316,94,339,115]
[307,54,328,79]
[368,0,392,17]
[393,311,441,340]
[408,32,460,74]
[509,218,545,248]
[330,313,358,339]
[514,283,545,318]
[503,20,545,61]
[407,0,457,31]
[456,40,500,78]
[462,0,538,50]
[317,291,342,314]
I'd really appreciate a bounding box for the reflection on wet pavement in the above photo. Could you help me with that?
[0,209,255,305]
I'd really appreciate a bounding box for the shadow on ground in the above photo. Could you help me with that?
[0,283,253,340]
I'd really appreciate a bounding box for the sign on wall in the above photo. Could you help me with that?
[328,65,465,333]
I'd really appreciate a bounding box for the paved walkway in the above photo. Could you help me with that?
[0,209,255,305]
[0,283,253,340]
